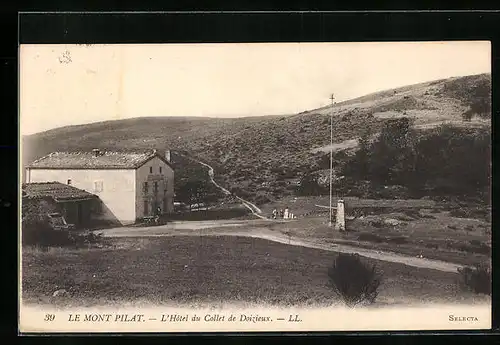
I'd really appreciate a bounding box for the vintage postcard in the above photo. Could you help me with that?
[19,42,492,333]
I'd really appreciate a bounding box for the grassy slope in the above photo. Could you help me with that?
[21,236,488,308]
[259,196,491,267]
[22,73,491,200]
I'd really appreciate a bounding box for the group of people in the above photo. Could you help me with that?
[272,207,296,220]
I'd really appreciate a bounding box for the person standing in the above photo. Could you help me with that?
[284,207,289,220]
[279,209,283,218]
[272,209,277,219]
[155,206,161,225]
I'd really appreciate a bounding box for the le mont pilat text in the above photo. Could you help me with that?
[66,313,302,323]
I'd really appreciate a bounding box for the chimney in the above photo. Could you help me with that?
[165,150,171,162]
[92,148,100,157]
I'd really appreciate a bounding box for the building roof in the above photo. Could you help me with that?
[26,149,173,170]
[22,182,97,202]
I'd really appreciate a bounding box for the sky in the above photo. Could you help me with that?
[20,41,491,135]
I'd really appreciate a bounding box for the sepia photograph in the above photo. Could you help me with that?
[19,42,491,332]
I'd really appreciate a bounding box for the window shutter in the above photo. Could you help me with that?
[94,180,103,192]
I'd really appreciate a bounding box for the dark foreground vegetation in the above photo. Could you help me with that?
[22,236,489,308]
[458,264,491,296]
[22,219,108,249]
[328,253,382,307]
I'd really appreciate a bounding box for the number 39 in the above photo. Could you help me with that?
[44,314,55,322]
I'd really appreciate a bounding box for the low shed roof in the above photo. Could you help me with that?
[22,182,97,202]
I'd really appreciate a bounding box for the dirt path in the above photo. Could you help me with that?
[177,153,268,220]
[96,221,463,273]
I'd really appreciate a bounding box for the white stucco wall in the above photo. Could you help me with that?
[135,156,174,218]
[27,168,137,225]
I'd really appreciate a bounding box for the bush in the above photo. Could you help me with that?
[403,209,421,219]
[327,253,382,307]
[464,225,475,232]
[419,213,436,219]
[22,222,72,247]
[450,207,491,222]
[457,264,491,295]
[68,231,104,247]
[369,220,385,229]
[357,233,384,243]
[387,236,408,244]
[254,193,272,205]
[467,240,490,255]
[449,208,470,218]
[22,220,105,248]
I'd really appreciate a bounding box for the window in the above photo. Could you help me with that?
[149,167,153,174]
[159,167,162,173]
[93,180,103,192]
[154,182,158,194]
[143,182,148,193]
[144,200,149,216]
[67,179,72,185]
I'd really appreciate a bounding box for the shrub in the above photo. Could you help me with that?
[403,209,421,219]
[22,221,71,247]
[419,213,436,219]
[395,214,414,222]
[425,243,439,249]
[369,220,385,229]
[467,240,490,255]
[254,193,271,205]
[457,263,491,295]
[357,233,384,243]
[449,208,470,218]
[449,207,490,221]
[464,225,475,232]
[387,236,408,245]
[328,253,382,307]
[22,219,105,248]
[68,231,105,247]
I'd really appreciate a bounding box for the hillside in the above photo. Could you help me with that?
[22,73,491,202]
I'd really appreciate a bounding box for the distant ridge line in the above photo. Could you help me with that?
[23,72,490,136]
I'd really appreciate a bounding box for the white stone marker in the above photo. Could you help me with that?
[335,199,346,231]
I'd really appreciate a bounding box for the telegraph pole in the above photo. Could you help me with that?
[328,94,335,227]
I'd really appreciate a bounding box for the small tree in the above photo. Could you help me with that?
[328,253,382,307]
[462,109,474,122]
[176,179,210,211]
[295,173,326,196]
[457,263,491,295]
